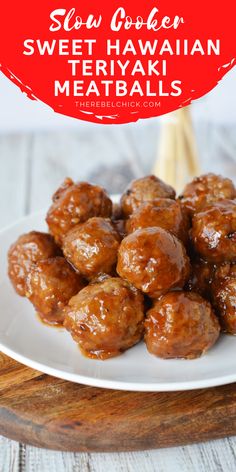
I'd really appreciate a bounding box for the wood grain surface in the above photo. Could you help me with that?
[0,351,236,452]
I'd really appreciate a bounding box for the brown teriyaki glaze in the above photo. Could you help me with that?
[180,173,236,218]
[120,175,176,217]
[46,178,112,245]
[8,173,236,361]
[8,231,60,297]
[64,277,145,359]
[145,291,220,359]
[191,199,236,263]
[117,227,190,298]
[126,198,189,243]
[62,217,121,279]
[26,256,85,325]
[211,263,236,334]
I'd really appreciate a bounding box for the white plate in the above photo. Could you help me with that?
[1,210,236,392]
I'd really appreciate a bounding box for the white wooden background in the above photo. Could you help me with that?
[0,121,236,471]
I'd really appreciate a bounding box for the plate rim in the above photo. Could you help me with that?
[1,340,236,392]
[1,208,236,392]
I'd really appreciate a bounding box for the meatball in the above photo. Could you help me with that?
[117,227,190,298]
[89,273,112,285]
[62,217,121,279]
[111,203,126,238]
[112,202,123,221]
[46,178,112,245]
[145,291,220,359]
[126,198,189,243]
[186,257,216,299]
[120,175,176,217]
[191,200,236,263]
[64,277,144,359]
[8,231,60,297]
[211,263,236,334]
[180,173,236,218]
[213,262,236,280]
[26,257,85,325]
[112,219,126,240]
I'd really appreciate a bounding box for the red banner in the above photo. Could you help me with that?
[0,1,235,124]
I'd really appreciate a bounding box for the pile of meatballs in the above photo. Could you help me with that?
[8,173,236,361]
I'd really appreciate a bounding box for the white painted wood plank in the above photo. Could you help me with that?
[0,134,31,227]
[28,122,236,216]
[193,123,236,184]
[28,124,156,213]
[0,134,31,471]
[20,436,236,472]
[0,437,20,472]
[88,438,236,472]
[22,447,90,472]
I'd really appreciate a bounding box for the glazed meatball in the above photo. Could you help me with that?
[191,200,236,263]
[46,178,112,245]
[126,198,189,243]
[120,175,176,217]
[64,277,144,359]
[145,291,220,359]
[111,203,126,238]
[180,173,236,218]
[112,202,123,221]
[117,227,190,298]
[26,257,85,325]
[63,217,121,279]
[186,257,216,299]
[211,263,236,334]
[112,219,126,240]
[213,262,236,280]
[8,231,60,297]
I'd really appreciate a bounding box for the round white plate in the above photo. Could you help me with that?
[1,210,236,392]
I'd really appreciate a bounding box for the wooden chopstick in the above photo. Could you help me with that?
[153,106,201,194]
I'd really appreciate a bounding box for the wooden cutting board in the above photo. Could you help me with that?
[0,351,236,452]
